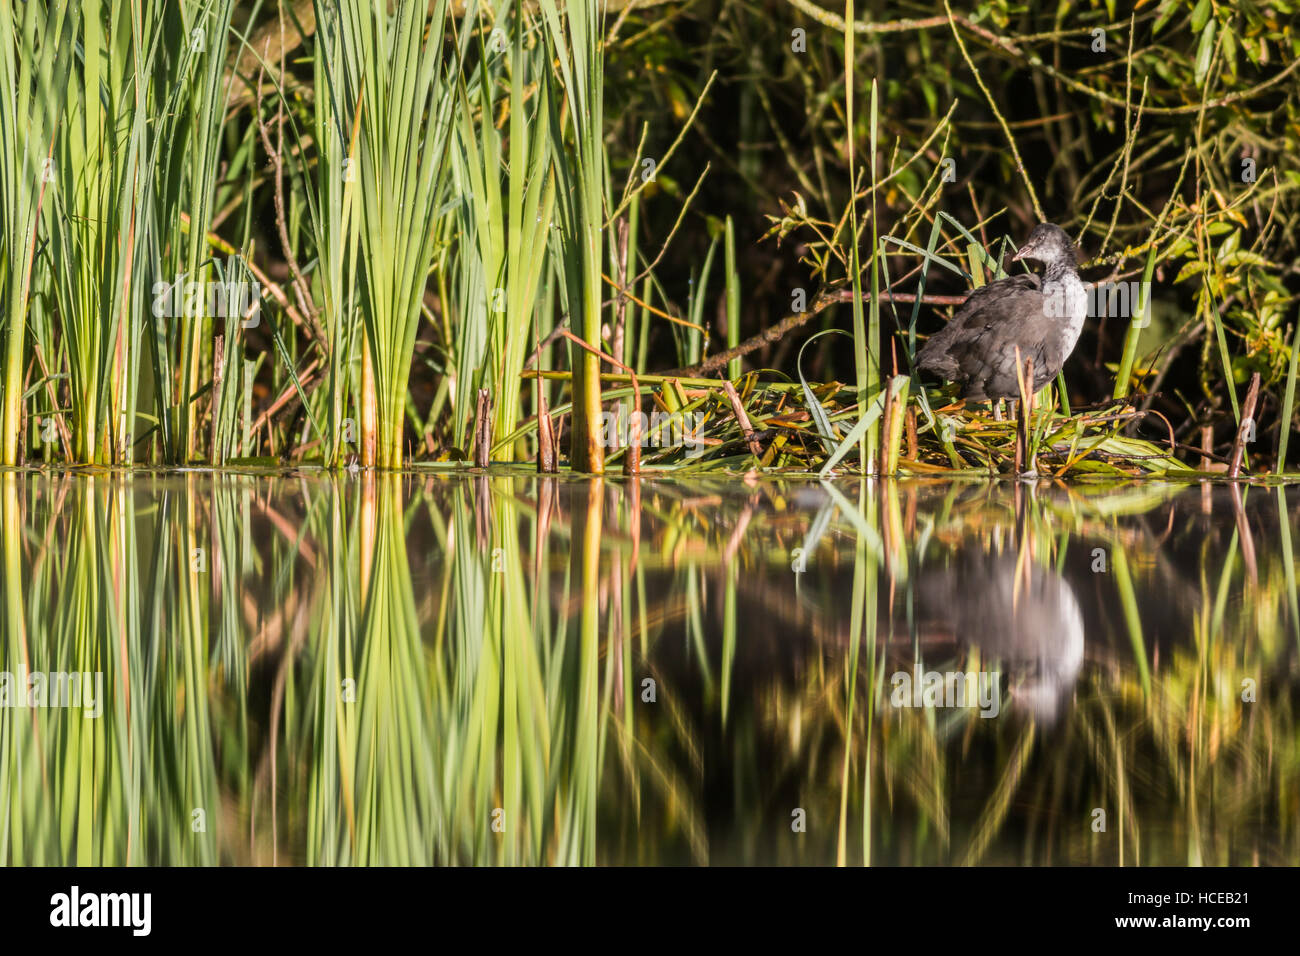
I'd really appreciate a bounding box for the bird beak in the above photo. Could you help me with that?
[1011,244,1033,263]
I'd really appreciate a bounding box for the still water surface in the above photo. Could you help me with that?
[1,472,1297,865]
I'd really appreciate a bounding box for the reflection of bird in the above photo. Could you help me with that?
[909,550,1084,724]
[917,223,1087,401]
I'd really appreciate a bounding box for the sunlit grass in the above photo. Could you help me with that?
[336,0,455,468]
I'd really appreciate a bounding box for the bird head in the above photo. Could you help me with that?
[1011,223,1077,269]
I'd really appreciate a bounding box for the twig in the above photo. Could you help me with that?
[835,290,970,306]
[668,288,837,377]
[601,273,706,331]
[611,218,631,365]
[781,0,1300,117]
[190,215,316,337]
[611,71,718,222]
[534,323,557,474]
[474,388,493,469]
[248,357,322,438]
[1228,372,1261,478]
[553,328,643,474]
[211,335,225,464]
[625,164,711,288]
[723,381,762,458]
[1013,348,1035,476]
[251,36,328,352]
[670,289,969,378]
[524,318,570,369]
[536,390,557,474]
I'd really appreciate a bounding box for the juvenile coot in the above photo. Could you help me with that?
[916,223,1087,401]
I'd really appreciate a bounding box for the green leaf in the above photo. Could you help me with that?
[1195,20,1217,85]
[798,329,849,450]
[819,387,887,477]
[1153,0,1179,35]
[880,235,970,280]
[1191,0,1212,33]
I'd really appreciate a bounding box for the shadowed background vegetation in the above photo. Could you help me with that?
[0,0,1297,474]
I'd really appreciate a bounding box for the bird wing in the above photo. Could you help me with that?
[916,273,1041,378]
[948,277,1056,397]
[954,273,1041,318]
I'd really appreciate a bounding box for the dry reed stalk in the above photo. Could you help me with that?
[723,381,762,458]
[475,389,493,469]
[1228,372,1262,478]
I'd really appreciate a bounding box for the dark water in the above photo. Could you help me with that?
[1,472,1297,865]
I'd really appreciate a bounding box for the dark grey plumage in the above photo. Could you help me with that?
[910,550,1084,723]
[916,223,1086,402]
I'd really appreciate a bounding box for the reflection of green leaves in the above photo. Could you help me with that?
[818,479,884,560]
[1112,547,1151,698]
[959,724,1035,866]
[5,474,1300,865]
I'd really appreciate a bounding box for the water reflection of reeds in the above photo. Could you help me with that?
[1,474,1296,865]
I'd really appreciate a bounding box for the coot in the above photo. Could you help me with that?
[916,223,1087,401]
